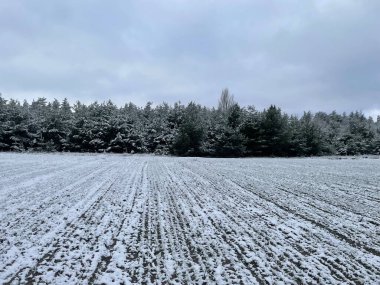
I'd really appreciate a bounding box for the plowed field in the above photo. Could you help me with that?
[0,153,379,284]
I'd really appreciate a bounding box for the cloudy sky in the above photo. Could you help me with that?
[0,0,379,117]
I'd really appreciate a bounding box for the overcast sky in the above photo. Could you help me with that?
[0,0,379,117]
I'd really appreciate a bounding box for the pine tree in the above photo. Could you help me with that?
[173,102,205,156]
[260,105,289,156]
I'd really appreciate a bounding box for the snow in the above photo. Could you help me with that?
[0,153,379,284]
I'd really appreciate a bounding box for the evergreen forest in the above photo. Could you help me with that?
[1,90,379,157]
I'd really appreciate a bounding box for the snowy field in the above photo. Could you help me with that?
[0,153,379,285]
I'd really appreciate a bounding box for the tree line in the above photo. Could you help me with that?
[0,90,379,156]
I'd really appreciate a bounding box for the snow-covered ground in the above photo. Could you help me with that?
[0,153,379,284]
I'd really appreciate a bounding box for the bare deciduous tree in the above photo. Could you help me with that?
[218,88,235,112]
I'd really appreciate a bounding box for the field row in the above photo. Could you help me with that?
[0,153,379,284]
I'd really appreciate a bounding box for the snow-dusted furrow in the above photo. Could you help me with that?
[0,154,379,284]
[183,159,380,253]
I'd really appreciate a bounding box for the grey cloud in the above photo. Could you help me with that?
[0,0,379,117]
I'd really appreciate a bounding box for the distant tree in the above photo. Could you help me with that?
[218,88,235,112]
[173,102,205,156]
[240,107,263,155]
[217,104,245,156]
[0,94,9,150]
[107,132,125,153]
[298,112,324,155]
[260,105,289,156]
[287,115,304,156]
